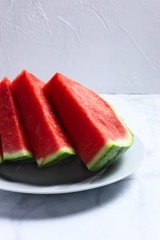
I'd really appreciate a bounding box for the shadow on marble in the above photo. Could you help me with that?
[0,178,131,220]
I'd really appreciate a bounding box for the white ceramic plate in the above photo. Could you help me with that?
[0,135,143,194]
[0,96,145,194]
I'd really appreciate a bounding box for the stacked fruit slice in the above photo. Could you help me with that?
[44,73,133,171]
[0,78,32,163]
[12,70,76,167]
[0,70,133,172]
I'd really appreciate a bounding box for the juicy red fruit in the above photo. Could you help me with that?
[0,78,32,161]
[44,73,133,171]
[12,70,75,167]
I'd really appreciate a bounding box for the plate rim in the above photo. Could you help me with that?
[0,164,142,194]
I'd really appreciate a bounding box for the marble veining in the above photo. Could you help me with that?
[0,94,159,240]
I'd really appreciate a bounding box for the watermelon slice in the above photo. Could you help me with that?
[12,70,76,167]
[44,73,134,172]
[0,78,32,162]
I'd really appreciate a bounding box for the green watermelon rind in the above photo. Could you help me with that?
[87,106,134,172]
[87,132,133,172]
[0,156,2,164]
[87,142,132,172]
[2,150,33,162]
[37,147,76,167]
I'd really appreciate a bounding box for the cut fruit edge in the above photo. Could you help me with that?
[2,150,33,162]
[0,156,2,164]
[37,147,76,167]
[87,106,134,171]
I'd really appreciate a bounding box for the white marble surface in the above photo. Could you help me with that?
[0,94,159,240]
[0,0,160,93]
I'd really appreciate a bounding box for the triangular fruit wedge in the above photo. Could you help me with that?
[0,78,32,162]
[12,70,76,167]
[44,73,134,172]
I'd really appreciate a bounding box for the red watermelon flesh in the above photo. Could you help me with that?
[12,70,76,167]
[44,73,133,171]
[0,136,2,163]
[0,78,32,162]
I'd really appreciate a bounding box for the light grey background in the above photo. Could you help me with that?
[0,0,160,93]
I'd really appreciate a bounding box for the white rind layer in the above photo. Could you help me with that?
[3,150,33,161]
[37,147,76,167]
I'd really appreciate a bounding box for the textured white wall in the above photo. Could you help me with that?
[0,0,160,93]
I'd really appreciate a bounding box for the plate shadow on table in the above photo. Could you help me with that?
[0,177,132,220]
